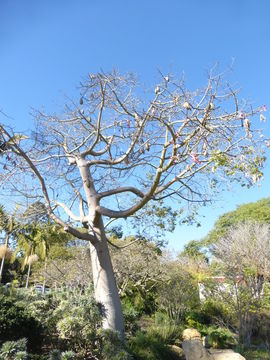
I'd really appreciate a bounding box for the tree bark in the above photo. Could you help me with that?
[78,157,125,339]
[89,217,125,340]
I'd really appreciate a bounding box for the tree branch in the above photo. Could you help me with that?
[98,186,145,199]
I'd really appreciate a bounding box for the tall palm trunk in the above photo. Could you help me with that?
[0,234,9,283]
[25,247,33,289]
[0,254,5,283]
[42,257,47,294]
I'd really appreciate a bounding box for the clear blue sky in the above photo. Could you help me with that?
[0,0,270,251]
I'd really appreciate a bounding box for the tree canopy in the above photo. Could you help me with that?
[0,69,269,337]
[206,198,270,244]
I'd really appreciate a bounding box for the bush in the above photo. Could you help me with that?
[185,312,236,349]
[128,331,180,360]
[241,349,270,360]
[0,338,28,360]
[48,350,75,360]
[206,327,236,348]
[122,302,140,336]
[99,330,133,360]
[53,286,102,355]
[0,295,42,351]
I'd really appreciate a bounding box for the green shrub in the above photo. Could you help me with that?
[99,330,133,360]
[53,287,102,354]
[206,327,236,348]
[48,350,75,360]
[60,351,75,360]
[128,330,180,360]
[0,338,28,360]
[0,295,42,351]
[48,350,61,360]
[186,312,236,349]
[240,349,270,360]
[122,302,140,336]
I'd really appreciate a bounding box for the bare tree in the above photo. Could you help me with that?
[211,221,270,345]
[0,69,268,338]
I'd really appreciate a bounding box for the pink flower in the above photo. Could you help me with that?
[260,105,267,112]
[238,111,244,119]
[170,155,178,163]
[190,153,201,164]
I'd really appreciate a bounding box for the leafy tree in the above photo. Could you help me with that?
[206,198,270,244]
[14,201,72,289]
[210,221,270,346]
[0,69,268,337]
[157,262,200,323]
[181,239,208,262]
[111,238,163,314]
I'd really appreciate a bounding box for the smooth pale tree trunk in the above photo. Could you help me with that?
[0,234,9,283]
[78,157,125,339]
[89,217,125,340]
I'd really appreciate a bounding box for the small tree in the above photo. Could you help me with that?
[211,221,270,346]
[157,260,200,323]
[0,69,268,337]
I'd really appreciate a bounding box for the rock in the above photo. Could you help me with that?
[168,345,185,359]
[181,328,246,360]
[182,328,201,341]
[209,349,246,360]
[182,328,212,360]
[182,339,212,360]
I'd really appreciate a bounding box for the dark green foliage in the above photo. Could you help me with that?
[122,302,140,336]
[240,349,270,360]
[48,350,75,360]
[0,259,24,285]
[0,295,42,351]
[157,270,200,323]
[99,330,133,360]
[250,310,270,347]
[122,287,157,315]
[206,327,236,349]
[128,331,180,360]
[48,350,62,360]
[182,240,208,262]
[206,198,270,244]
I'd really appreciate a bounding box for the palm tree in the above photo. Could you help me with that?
[0,205,19,283]
[16,225,42,288]
[15,201,73,289]
[16,222,65,289]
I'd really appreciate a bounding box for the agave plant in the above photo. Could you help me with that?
[0,338,27,360]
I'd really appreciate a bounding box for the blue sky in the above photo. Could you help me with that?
[0,0,270,251]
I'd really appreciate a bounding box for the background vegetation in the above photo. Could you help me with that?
[1,198,270,359]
